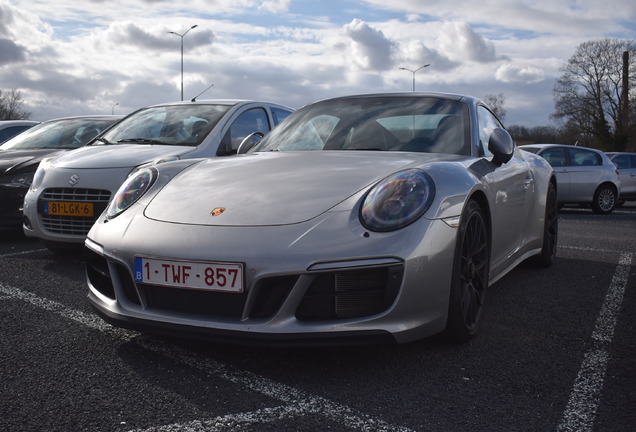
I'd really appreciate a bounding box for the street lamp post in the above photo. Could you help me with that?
[168,24,198,101]
[399,64,430,92]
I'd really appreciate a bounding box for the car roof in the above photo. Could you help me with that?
[309,92,471,105]
[39,115,123,123]
[521,143,605,154]
[145,99,293,110]
[0,120,40,127]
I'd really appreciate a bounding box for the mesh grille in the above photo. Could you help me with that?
[42,188,111,202]
[296,265,403,321]
[39,188,111,235]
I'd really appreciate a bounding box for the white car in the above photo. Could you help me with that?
[521,144,621,214]
[606,152,636,204]
[23,99,294,252]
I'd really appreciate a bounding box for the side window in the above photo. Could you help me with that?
[612,155,631,169]
[477,105,503,157]
[540,148,567,167]
[218,108,270,156]
[271,108,293,126]
[0,126,31,142]
[570,148,601,166]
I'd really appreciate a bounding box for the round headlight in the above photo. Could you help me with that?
[106,167,157,218]
[360,169,435,232]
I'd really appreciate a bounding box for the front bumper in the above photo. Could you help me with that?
[85,206,457,346]
[23,166,131,243]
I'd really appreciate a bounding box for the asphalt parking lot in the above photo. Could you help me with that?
[1,204,634,432]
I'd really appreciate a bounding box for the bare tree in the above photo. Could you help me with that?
[552,38,636,151]
[0,89,32,120]
[483,93,506,121]
[507,124,566,145]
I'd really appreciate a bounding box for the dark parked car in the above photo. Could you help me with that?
[0,120,39,143]
[521,144,621,214]
[0,115,121,229]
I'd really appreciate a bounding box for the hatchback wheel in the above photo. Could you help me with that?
[591,185,617,214]
[445,200,489,342]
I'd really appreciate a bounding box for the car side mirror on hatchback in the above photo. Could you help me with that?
[237,131,264,154]
[488,127,514,166]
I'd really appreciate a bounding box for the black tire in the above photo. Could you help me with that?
[526,181,558,267]
[444,200,489,343]
[591,184,617,214]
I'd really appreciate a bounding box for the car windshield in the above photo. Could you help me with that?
[0,118,117,150]
[98,104,233,147]
[252,96,470,155]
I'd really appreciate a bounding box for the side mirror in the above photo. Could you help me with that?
[488,127,514,166]
[237,132,265,154]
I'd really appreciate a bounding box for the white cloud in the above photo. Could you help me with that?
[435,21,498,63]
[257,0,291,14]
[342,19,396,70]
[359,0,636,37]
[495,63,545,84]
[1,0,634,127]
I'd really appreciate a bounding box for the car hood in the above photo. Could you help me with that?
[51,144,194,169]
[144,151,447,226]
[0,149,63,175]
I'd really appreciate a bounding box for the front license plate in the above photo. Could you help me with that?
[134,257,244,292]
[44,201,94,217]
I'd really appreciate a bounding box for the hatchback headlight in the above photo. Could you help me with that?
[106,167,157,218]
[128,156,180,177]
[360,169,435,232]
[30,157,53,192]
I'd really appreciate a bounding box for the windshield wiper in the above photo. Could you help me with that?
[117,138,170,145]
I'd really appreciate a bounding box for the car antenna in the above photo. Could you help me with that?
[191,83,215,102]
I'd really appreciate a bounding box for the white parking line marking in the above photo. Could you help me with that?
[560,245,629,254]
[129,337,415,432]
[0,248,48,258]
[2,248,632,432]
[0,282,131,340]
[557,252,632,432]
[0,281,414,432]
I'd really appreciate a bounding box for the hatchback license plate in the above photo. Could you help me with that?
[134,257,243,292]
[44,201,94,217]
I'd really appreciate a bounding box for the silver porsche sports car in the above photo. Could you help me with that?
[86,93,557,345]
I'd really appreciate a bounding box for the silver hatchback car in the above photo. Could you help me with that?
[521,144,621,214]
[23,100,294,252]
[606,152,636,205]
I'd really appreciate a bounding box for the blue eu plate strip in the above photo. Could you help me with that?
[134,257,143,282]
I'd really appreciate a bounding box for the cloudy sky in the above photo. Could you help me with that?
[1,0,635,127]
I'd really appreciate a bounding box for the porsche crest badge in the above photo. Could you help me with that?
[211,207,226,217]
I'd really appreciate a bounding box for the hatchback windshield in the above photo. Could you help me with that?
[252,96,470,155]
[98,104,233,147]
[0,118,117,150]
